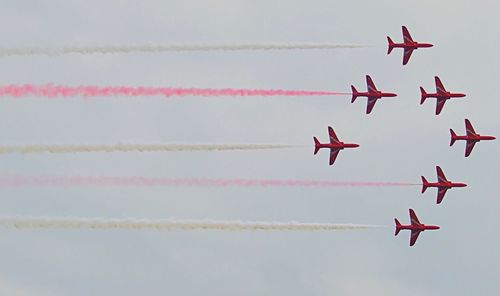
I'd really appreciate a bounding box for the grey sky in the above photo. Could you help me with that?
[0,1,498,295]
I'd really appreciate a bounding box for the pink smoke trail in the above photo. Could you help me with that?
[0,175,419,188]
[0,84,348,98]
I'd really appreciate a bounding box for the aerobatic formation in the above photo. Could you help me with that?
[0,26,495,248]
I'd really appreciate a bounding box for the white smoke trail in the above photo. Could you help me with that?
[0,144,293,154]
[0,175,420,188]
[0,43,368,56]
[0,217,379,232]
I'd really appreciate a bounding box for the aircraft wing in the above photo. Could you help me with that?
[435,76,447,93]
[410,229,421,246]
[366,97,378,114]
[366,75,378,92]
[465,119,476,136]
[402,48,414,65]
[465,140,477,157]
[329,148,340,166]
[402,26,414,43]
[410,230,421,247]
[328,126,340,144]
[435,98,447,115]
[436,166,448,182]
[437,187,449,204]
[409,209,421,226]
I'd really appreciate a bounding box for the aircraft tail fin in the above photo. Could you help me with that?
[351,85,358,103]
[387,36,394,55]
[450,129,457,146]
[421,176,429,193]
[313,137,320,155]
[394,218,402,236]
[420,87,427,104]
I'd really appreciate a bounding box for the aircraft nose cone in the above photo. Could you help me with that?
[436,226,440,230]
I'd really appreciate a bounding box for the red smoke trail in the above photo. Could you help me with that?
[0,84,348,98]
[0,175,419,188]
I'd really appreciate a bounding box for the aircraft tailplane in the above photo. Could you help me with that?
[387,36,395,55]
[420,87,427,104]
[313,137,320,155]
[450,129,457,146]
[421,176,429,193]
[351,85,358,103]
[394,218,402,236]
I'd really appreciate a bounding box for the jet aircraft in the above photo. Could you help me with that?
[313,126,359,166]
[395,209,440,246]
[387,26,433,65]
[420,76,466,115]
[421,166,467,204]
[350,75,397,114]
[450,119,496,157]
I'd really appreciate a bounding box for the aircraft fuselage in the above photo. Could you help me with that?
[452,135,496,142]
[391,42,433,50]
[354,91,397,99]
[316,142,359,150]
[424,181,467,189]
[397,224,440,232]
[423,92,466,99]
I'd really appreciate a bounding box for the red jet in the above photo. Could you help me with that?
[313,126,359,166]
[387,26,433,65]
[420,76,466,115]
[350,75,397,114]
[421,166,467,204]
[450,119,496,157]
[395,209,440,246]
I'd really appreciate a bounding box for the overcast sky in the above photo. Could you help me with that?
[0,1,498,295]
